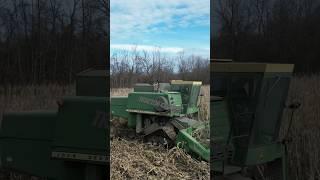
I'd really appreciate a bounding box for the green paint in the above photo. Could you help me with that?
[0,67,108,179]
[176,126,210,161]
[211,62,293,179]
[111,80,209,161]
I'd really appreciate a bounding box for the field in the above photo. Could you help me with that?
[0,76,319,179]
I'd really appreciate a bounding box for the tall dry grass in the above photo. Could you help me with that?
[0,84,75,113]
[110,88,133,96]
[281,75,320,180]
[199,85,210,121]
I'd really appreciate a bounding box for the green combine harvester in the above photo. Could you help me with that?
[0,60,298,180]
[211,60,298,180]
[111,80,210,161]
[0,66,108,180]
[0,66,210,179]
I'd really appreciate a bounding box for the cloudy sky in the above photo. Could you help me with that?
[110,0,210,58]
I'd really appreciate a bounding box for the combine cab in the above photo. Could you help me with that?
[0,66,108,180]
[111,80,210,161]
[211,61,294,180]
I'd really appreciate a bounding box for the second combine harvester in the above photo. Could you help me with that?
[111,80,210,161]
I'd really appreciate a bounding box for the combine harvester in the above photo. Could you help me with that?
[211,59,299,180]
[0,67,210,179]
[0,60,298,180]
[0,66,108,180]
[111,80,210,161]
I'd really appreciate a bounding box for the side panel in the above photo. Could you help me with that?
[0,139,68,179]
[111,97,129,119]
[127,92,182,116]
[0,111,67,179]
[52,96,108,163]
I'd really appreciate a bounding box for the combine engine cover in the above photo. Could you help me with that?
[51,67,108,165]
[126,92,182,117]
[51,96,108,164]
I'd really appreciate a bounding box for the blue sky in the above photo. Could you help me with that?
[110,0,210,58]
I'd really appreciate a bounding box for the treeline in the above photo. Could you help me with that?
[0,0,108,85]
[110,50,209,88]
[212,0,320,73]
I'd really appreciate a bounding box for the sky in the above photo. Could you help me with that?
[110,0,210,58]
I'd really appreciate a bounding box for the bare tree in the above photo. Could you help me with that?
[0,0,108,85]
[110,49,209,88]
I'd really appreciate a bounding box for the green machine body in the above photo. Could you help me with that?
[0,66,109,180]
[211,62,294,179]
[111,80,210,161]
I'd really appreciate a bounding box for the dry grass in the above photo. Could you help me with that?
[111,88,133,96]
[0,84,75,113]
[199,85,210,121]
[281,75,320,180]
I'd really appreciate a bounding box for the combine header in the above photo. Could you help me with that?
[111,80,210,161]
[211,61,296,180]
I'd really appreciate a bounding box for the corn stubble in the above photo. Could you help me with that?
[111,138,209,179]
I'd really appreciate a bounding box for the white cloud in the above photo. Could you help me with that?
[110,44,210,58]
[111,44,184,53]
[111,0,210,40]
[183,47,210,58]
